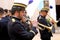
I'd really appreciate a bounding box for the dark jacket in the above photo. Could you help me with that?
[0,16,10,40]
[8,17,38,40]
[37,15,52,39]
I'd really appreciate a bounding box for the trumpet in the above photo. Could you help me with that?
[38,22,52,32]
[47,14,58,30]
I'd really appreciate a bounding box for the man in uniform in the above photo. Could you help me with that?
[0,7,10,40]
[37,8,52,40]
[0,7,4,38]
[8,3,38,40]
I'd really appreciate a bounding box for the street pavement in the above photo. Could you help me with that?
[33,33,60,40]
[32,21,60,40]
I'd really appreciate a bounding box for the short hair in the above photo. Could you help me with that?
[0,7,4,14]
[4,9,8,13]
[9,10,11,13]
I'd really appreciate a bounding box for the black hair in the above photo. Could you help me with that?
[4,9,8,13]
[9,10,11,13]
[11,6,25,15]
[0,7,4,14]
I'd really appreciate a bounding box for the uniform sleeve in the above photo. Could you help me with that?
[13,22,36,39]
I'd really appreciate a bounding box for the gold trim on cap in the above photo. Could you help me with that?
[42,8,49,11]
[14,3,27,8]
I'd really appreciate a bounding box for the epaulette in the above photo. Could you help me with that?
[11,18,16,22]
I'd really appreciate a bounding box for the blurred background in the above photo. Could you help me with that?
[0,0,60,40]
[0,0,60,26]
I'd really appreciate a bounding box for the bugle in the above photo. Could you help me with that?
[38,22,52,32]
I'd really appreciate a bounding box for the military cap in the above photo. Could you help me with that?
[11,0,29,15]
[12,3,27,11]
[13,3,27,8]
[12,2,27,11]
[41,8,49,12]
[13,0,29,8]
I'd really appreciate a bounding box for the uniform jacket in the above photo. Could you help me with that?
[37,15,52,39]
[8,17,38,40]
[0,16,10,40]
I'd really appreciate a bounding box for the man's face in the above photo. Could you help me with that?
[19,10,26,19]
[41,11,47,17]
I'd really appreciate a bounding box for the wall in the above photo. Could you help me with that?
[56,0,60,5]
[0,0,14,10]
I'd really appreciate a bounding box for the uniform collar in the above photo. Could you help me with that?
[39,14,45,18]
[12,16,21,21]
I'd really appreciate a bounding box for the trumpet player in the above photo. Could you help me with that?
[37,8,53,40]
